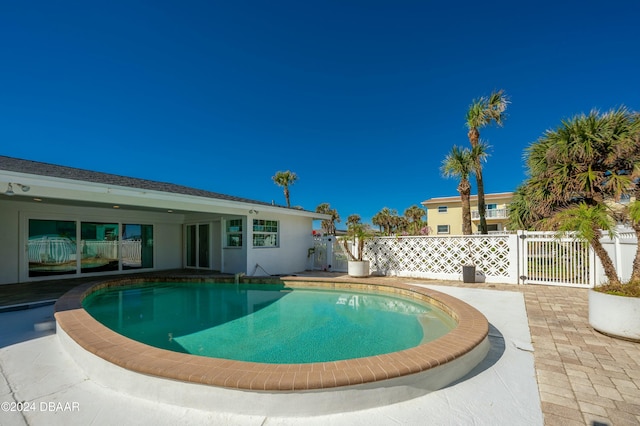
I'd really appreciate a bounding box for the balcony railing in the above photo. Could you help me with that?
[471,208,508,220]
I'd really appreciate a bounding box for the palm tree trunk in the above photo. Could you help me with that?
[467,127,487,234]
[631,221,640,283]
[459,180,472,235]
[631,184,640,282]
[591,230,622,286]
[474,160,488,234]
[284,187,290,207]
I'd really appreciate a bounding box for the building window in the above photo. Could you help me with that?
[486,224,499,232]
[226,219,243,247]
[122,224,154,270]
[81,222,119,273]
[437,225,450,234]
[28,219,77,277]
[253,219,278,247]
[27,219,154,278]
[438,206,448,213]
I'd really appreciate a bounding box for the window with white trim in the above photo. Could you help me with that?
[438,206,448,213]
[225,219,243,247]
[253,219,278,247]
[437,224,450,234]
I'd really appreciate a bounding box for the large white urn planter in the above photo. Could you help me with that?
[348,260,370,278]
[589,290,640,341]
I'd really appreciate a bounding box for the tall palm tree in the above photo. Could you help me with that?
[315,203,340,235]
[465,90,509,234]
[441,145,475,235]
[272,170,298,208]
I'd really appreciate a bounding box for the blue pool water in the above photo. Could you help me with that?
[83,282,456,364]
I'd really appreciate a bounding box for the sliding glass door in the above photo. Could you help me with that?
[28,219,77,277]
[27,218,154,278]
[186,224,210,269]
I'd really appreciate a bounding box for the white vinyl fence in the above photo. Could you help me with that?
[312,229,638,288]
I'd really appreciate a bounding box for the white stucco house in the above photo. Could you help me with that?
[0,156,329,285]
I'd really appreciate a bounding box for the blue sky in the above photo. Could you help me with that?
[2,1,639,227]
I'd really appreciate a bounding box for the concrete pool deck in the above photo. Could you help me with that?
[1,273,639,425]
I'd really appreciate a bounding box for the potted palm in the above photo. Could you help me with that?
[340,222,374,277]
[510,107,640,341]
[554,203,640,341]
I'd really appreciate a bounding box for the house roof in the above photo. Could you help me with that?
[0,155,312,213]
[422,192,514,205]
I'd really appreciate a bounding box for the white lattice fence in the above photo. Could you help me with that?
[363,235,515,283]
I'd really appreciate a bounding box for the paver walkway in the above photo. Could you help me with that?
[430,280,640,426]
[1,271,639,425]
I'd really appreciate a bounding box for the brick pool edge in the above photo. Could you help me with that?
[54,276,489,393]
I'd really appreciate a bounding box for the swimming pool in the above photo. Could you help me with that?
[82,282,457,363]
[55,276,490,415]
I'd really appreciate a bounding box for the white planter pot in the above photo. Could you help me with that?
[348,260,370,278]
[589,289,640,341]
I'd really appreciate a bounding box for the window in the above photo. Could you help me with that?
[486,204,497,210]
[81,222,119,273]
[437,225,450,234]
[226,219,243,247]
[438,206,448,213]
[27,218,154,277]
[28,219,77,277]
[253,219,278,247]
[122,224,154,270]
[486,224,499,232]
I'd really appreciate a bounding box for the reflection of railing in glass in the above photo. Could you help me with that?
[28,236,76,264]
[121,239,142,266]
[28,238,142,267]
[81,240,119,260]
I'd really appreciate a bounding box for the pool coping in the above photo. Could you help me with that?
[54,275,489,392]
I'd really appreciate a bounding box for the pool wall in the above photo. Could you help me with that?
[54,276,490,416]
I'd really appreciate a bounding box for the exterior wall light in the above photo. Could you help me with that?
[4,183,30,196]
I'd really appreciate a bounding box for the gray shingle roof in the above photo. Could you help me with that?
[0,155,292,210]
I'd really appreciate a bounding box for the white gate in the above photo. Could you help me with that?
[312,235,348,272]
[517,231,595,287]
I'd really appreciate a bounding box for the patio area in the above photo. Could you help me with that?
[1,271,639,425]
[437,279,640,425]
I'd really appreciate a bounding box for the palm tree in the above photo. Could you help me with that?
[465,90,509,233]
[404,205,426,235]
[272,170,298,208]
[553,203,621,285]
[507,185,542,230]
[510,107,640,283]
[315,203,340,235]
[372,207,393,235]
[441,144,487,235]
[630,199,640,282]
[346,214,361,227]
